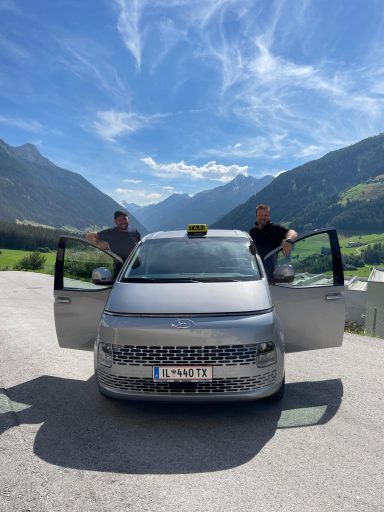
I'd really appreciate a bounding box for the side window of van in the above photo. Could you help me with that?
[63,239,115,290]
[274,232,336,288]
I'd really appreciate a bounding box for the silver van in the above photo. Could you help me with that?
[54,225,345,402]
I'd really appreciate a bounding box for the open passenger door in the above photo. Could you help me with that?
[264,228,345,353]
[54,236,122,351]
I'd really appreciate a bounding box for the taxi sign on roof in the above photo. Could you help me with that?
[187,223,208,235]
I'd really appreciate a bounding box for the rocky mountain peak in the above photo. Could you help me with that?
[14,143,49,165]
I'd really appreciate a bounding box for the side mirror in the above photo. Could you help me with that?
[273,264,295,283]
[92,267,114,285]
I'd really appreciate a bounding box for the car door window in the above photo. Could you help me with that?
[62,238,116,290]
[267,229,345,352]
[272,231,341,288]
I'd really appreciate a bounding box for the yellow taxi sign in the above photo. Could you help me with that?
[187,223,208,235]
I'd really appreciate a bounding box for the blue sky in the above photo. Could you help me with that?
[1,0,384,205]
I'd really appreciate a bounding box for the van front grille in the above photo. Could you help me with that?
[113,344,258,367]
[97,368,276,394]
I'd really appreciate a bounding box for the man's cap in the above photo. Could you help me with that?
[114,209,128,219]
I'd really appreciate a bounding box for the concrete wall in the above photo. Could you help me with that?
[345,289,367,326]
[365,281,384,337]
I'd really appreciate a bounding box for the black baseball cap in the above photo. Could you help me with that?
[114,210,128,219]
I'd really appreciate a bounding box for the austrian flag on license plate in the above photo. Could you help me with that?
[153,365,212,382]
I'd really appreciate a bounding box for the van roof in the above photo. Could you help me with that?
[143,229,249,241]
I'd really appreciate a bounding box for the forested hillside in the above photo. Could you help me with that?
[0,221,71,250]
[0,139,146,233]
[213,133,384,235]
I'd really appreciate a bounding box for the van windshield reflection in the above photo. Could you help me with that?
[121,237,261,282]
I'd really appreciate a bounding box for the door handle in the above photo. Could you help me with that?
[325,293,343,301]
[56,296,71,304]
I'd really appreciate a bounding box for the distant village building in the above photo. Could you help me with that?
[345,276,368,325]
[347,241,364,248]
[345,268,384,337]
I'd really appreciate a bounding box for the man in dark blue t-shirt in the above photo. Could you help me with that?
[249,204,297,280]
[86,210,141,272]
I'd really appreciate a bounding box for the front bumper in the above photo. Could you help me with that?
[96,369,283,402]
[95,312,284,402]
[96,343,284,401]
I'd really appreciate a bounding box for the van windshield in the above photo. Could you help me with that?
[121,237,261,282]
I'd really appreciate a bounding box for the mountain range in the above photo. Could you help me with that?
[1,132,384,237]
[213,133,384,235]
[0,139,146,233]
[125,173,274,231]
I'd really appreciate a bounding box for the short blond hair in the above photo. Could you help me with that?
[256,204,270,214]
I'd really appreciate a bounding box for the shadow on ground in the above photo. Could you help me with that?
[0,376,343,474]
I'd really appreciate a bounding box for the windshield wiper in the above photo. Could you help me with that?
[121,277,159,282]
[121,277,203,283]
[207,277,241,282]
[186,277,242,282]
[121,276,244,283]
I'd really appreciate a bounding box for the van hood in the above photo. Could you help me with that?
[105,280,271,315]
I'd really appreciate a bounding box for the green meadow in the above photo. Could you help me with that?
[339,233,384,278]
[0,248,56,273]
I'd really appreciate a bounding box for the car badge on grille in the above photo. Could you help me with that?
[171,319,195,329]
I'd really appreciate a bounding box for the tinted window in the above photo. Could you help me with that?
[62,238,116,290]
[121,237,261,282]
[271,232,338,287]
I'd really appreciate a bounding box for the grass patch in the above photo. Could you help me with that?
[343,265,376,278]
[339,184,366,206]
[339,233,384,255]
[339,182,384,206]
[339,233,384,278]
[0,248,56,273]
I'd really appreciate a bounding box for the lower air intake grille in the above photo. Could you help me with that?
[97,368,276,394]
[113,344,258,366]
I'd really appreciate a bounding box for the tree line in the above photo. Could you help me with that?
[0,221,81,251]
[284,242,384,275]
[343,243,384,268]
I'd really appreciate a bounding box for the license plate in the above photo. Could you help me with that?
[153,365,212,382]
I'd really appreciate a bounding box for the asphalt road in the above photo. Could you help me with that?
[0,271,383,512]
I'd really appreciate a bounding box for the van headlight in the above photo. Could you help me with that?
[256,342,276,367]
[98,342,113,367]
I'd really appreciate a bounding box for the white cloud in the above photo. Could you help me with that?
[114,0,145,69]
[113,187,164,205]
[0,115,41,132]
[183,1,384,160]
[295,145,324,158]
[56,38,128,101]
[51,128,64,136]
[123,178,142,183]
[93,110,161,141]
[203,133,288,160]
[149,18,188,73]
[141,157,248,182]
[113,0,202,69]
[110,0,384,151]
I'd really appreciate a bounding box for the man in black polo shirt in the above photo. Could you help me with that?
[86,210,141,273]
[249,204,297,281]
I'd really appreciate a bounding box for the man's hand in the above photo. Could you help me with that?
[85,232,98,244]
[85,233,110,251]
[282,239,293,256]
